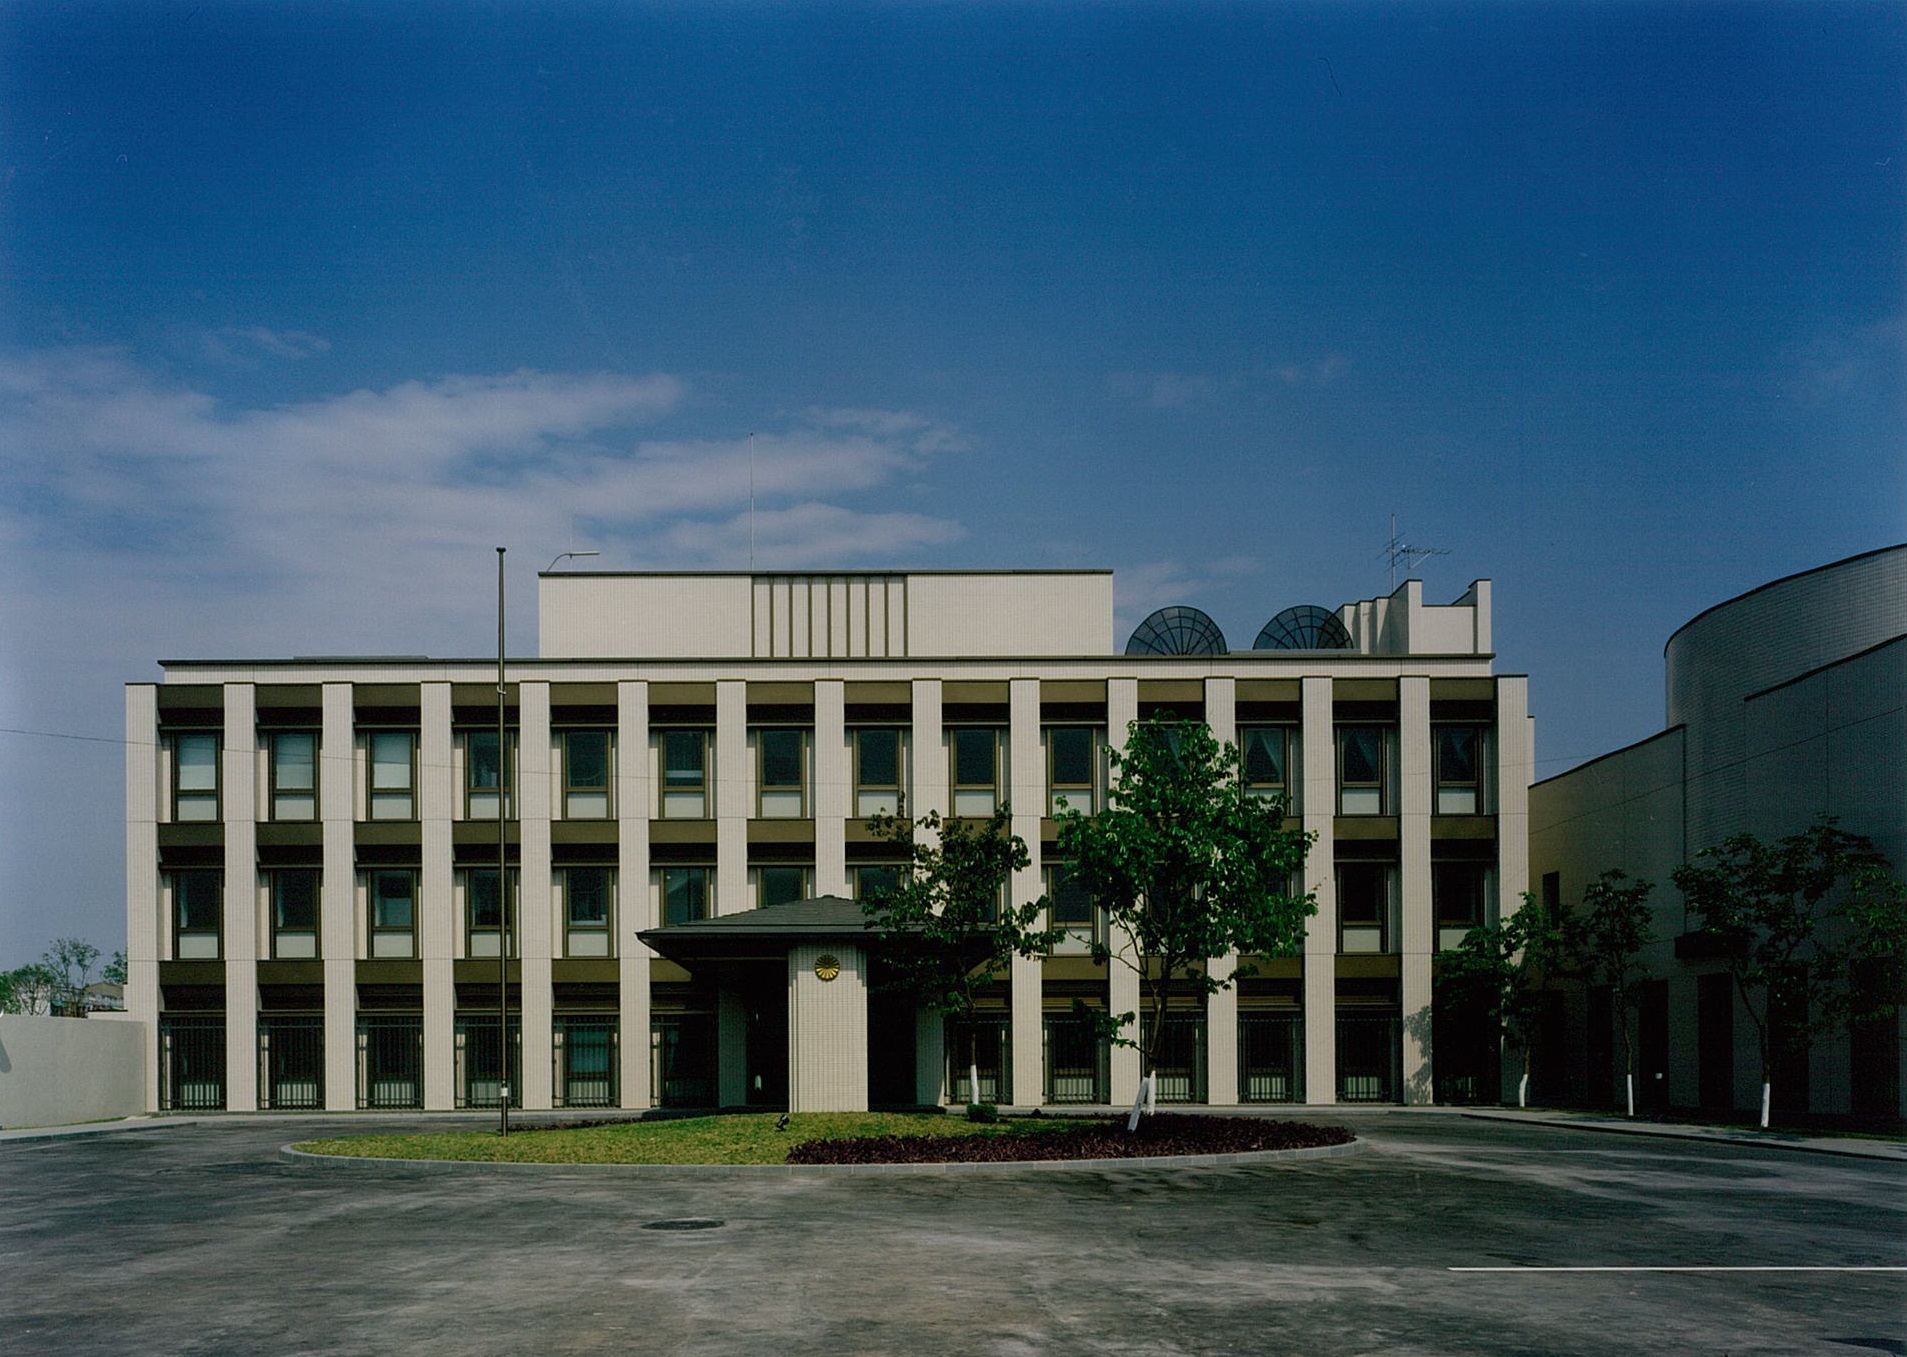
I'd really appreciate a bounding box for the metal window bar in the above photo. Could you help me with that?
[159,1015,226,1111]
[356,1015,423,1109]
[454,1015,523,1110]
[945,1016,1012,1104]
[257,1015,325,1110]
[1152,1014,1208,1104]
[553,1017,619,1109]
[1336,1011,1403,1104]
[651,1015,716,1107]
[1042,1014,1111,1104]
[1238,1012,1305,1103]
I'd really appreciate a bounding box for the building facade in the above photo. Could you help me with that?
[126,569,1531,1114]
[1530,544,1907,1119]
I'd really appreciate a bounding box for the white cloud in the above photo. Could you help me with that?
[1109,371,1218,410]
[182,325,334,364]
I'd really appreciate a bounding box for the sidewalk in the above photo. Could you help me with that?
[1461,1106,1907,1162]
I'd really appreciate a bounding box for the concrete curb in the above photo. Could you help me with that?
[279,1134,1366,1174]
[1459,1109,1907,1162]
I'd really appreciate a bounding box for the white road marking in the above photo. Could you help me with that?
[1449,1266,1907,1273]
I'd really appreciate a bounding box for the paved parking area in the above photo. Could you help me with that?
[4,1111,1903,1356]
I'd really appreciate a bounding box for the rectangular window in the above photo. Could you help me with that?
[554,1016,617,1109]
[1337,861,1395,953]
[1047,727,1099,815]
[756,729,808,818]
[660,730,709,819]
[368,731,416,821]
[564,866,613,957]
[464,868,517,958]
[757,864,810,909]
[1045,863,1101,955]
[1240,726,1298,806]
[464,730,511,820]
[662,866,710,926]
[1434,726,1487,815]
[853,728,903,817]
[173,732,220,822]
[1337,726,1391,816]
[172,869,222,959]
[852,863,902,901]
[271,868,320,959]
[950,728,1001,817]
[1433,861,1493,952]
[369,870,416,959]
[562,731,611,819]
[270,732,317,821]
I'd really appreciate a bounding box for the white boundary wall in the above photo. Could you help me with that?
[0,1016,147,1129]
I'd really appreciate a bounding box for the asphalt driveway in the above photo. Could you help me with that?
[4,1111,1902,1356]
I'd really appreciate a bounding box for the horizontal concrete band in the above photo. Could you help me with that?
[277,1135,1366,1175]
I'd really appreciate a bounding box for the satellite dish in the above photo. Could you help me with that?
[1254,605,1353,651]
[1125,606,1228,656]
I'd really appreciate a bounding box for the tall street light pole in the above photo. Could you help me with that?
[496,547,511,1137]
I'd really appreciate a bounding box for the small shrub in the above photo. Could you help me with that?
[966,1102,1000,1124]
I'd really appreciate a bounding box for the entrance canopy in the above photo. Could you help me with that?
[638,895,891,966]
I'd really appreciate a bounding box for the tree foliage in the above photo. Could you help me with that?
[1055,718,1315,1084]
[1671,817,1894,1120]
[1574,870,1655,1104]
[1,937,108,1016]
[1438,899,1571,1099]
[861,807,1060,1074]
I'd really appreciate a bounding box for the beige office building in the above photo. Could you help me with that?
[126,569,1531,1114]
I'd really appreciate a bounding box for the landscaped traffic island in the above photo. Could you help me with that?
[294,1112,1354,1166]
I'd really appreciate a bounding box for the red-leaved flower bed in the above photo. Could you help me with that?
[785,1115,1353,1165]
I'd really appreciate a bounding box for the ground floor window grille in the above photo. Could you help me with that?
[946,1016,1011,1104]
[356,1015,423,1109]
[257,1015,324,1110]
[1431,979,1498,1105]
[553,1017,618,1108]
[1336,1010,1402,1103]
[455,1014,523,1109]
[1042,1014,1110,1104]
[651,1014,715,1107]
[1238,1012,1304,1103]
[159,1015,226,1111]
[1149,1013,1207,1104]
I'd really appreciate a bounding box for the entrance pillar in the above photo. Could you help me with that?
[787,943,868,1112]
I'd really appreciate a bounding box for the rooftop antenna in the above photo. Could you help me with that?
[1381,514,1449,589]
[748,431,756,570]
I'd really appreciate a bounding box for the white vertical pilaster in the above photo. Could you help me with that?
[1009,678,1044,1107]
[1399,675,1433,1104]
[1106,677,1142,1102]
[1496,677,1533,912]
[716,680,748,916]
[222,683,258,1111]
[321,682,357,1110]
[910,679,944,819]
[813,679,847,897]
[518,680,553,1110]
[618,681,653,1107]
[126,685,160,1112]
[1205,676,1239,1104]
[1302,675,1337,1104]
[419,682,455,1110]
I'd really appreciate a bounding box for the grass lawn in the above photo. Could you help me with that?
[295,1112,1073,1165]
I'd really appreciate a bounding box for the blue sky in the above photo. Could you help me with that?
[2,2,1902,966]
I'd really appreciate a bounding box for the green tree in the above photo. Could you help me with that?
[1573,871,1655,1117]
[861,806,1061,1107]
[1438,900,1570,1107]
[1671,817,1892,1128]
[0,962,58,1015]
[43,937,102,1016]
[104,949,128,988]
[1055,718,1314,1121]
